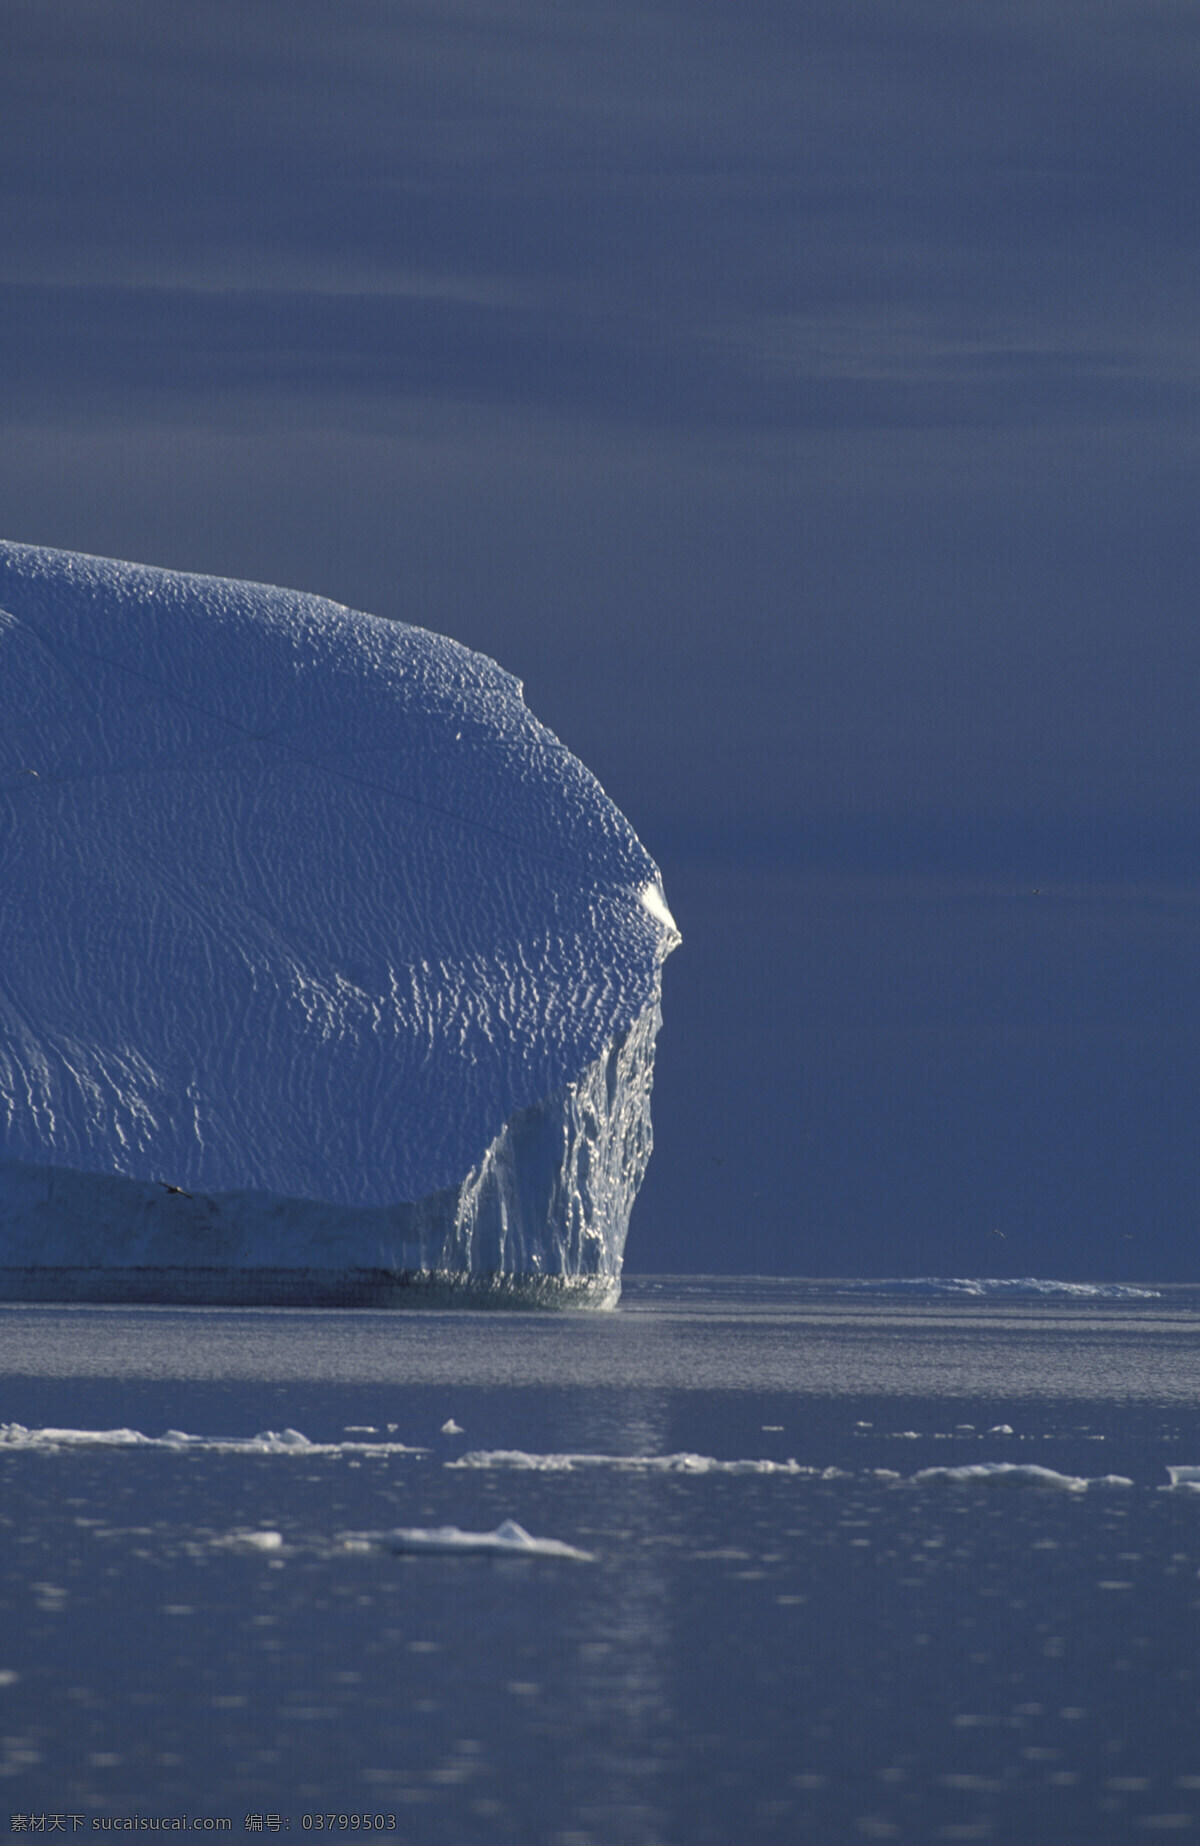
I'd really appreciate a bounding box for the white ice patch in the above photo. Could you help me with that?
[447,1449,842,1476]
[639,882,680,938]
[222,1530,285,1550]
[376,1519,592,1561]
[911,1463,1133,1493]
[0,1422,426,1456]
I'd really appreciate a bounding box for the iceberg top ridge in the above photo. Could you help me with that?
[0,540,655,887]
[0,540,673,1208]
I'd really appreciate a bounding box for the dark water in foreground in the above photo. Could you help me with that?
[4,1278,1200,1842]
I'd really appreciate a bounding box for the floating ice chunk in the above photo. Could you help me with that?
[223,1530,285,1551]
[912,1463,1133,1493]
[0,1421,426,1456]
[0,1422,156,1450]
[0,541,678,1306]
[441,1419,464,1436]
[447,1449,830,1475]
[382,1520,593,1561]
[1164,1467,1200,1492]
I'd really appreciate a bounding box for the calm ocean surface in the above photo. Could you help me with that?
[4,1278,1200,1842]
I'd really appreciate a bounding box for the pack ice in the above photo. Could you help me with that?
[0,542,678,1307]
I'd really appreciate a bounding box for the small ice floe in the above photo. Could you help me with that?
[221,1530,285,1551]
[837,1277,1161,1299]
[0,1423,427,1457]
[365,1520,592,1561]
[911,1463,1133,1493]
[447,1449,836,1476]
[441,1419,464,1435]
[1162,1467,1200,1492]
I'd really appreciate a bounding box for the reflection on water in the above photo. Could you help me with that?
[4,1282,1200,1840]
[569,1398,676,1846]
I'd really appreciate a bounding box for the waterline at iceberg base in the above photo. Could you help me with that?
[0,542,678,1306]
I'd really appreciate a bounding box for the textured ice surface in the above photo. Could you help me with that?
[0,542,677,1301]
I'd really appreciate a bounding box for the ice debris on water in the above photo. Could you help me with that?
[5,1421,1181,1499]
[447,1450,843,1476]
[0,1422,427,1456]
[0,541,679,1305]
[441,1419,464,1435]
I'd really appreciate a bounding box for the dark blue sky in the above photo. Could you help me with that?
[5,0,1200,1278]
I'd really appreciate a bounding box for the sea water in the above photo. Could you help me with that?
[4,1278,1200,1842]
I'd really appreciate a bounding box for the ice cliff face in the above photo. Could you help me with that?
[0,542,677,1305]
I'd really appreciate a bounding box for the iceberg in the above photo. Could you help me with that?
[0,541,678,1307]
